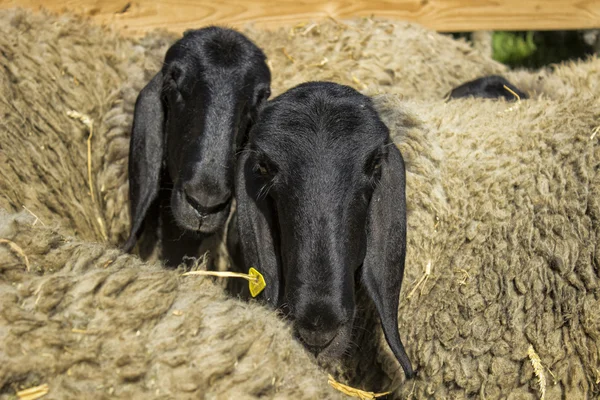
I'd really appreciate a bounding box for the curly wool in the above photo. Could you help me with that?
[1,7,599,399]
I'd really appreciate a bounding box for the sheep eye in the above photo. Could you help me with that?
[255,162,270,177]
[253,152,277,178]
[169,65,184,86]
[366,151,383,176]
[373,159,382,171]
[164,77,183,102]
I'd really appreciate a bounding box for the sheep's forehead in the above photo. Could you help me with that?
[254,129,382,175]
[258,101,383,150]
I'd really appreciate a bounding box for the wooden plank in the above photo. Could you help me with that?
[1,0,599,36]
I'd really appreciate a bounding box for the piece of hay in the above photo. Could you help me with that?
[351,75,368,90]
[301,23,318,36]
[288,21,309,38]
[527,345,547,400]
[311,57,329,67]
[456,268,471,286]
[327,375,390,399]
[281,47,295,63]
[71,328,97,335]
[182,270,259,282]
[22,205,45,226]
[66,110,107,241]
[407,260,432,299]
[0,238,30,271]
[16,383,49,400]
[182,268,266,297]
[66,110,95,203]
[503,84,522,101]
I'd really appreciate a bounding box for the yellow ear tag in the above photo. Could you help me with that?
[248,267,266,297]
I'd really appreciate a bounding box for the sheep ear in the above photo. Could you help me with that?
[123,71,165,253]
[234,151,281,306]
[362,142,415,379]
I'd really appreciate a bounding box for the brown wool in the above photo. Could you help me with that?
[1,8,599,399]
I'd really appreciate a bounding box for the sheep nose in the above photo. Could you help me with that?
[296,324,339,353]
[183,183,231,215]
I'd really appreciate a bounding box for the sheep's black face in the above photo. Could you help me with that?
[246,82,389,359]
[234,82,414,378]
[163,29,271,234]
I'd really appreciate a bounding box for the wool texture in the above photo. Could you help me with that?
[0,8,599,399]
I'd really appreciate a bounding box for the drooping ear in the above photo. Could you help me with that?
[234,150,281,306]
[122,71,165,253]
[361,141,415,379]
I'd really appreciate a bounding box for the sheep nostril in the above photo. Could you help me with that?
[296,326,338,353]
[184,191,205,215]
[182,185,231,216]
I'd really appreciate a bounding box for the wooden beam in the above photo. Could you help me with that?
[1,0,599,36]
